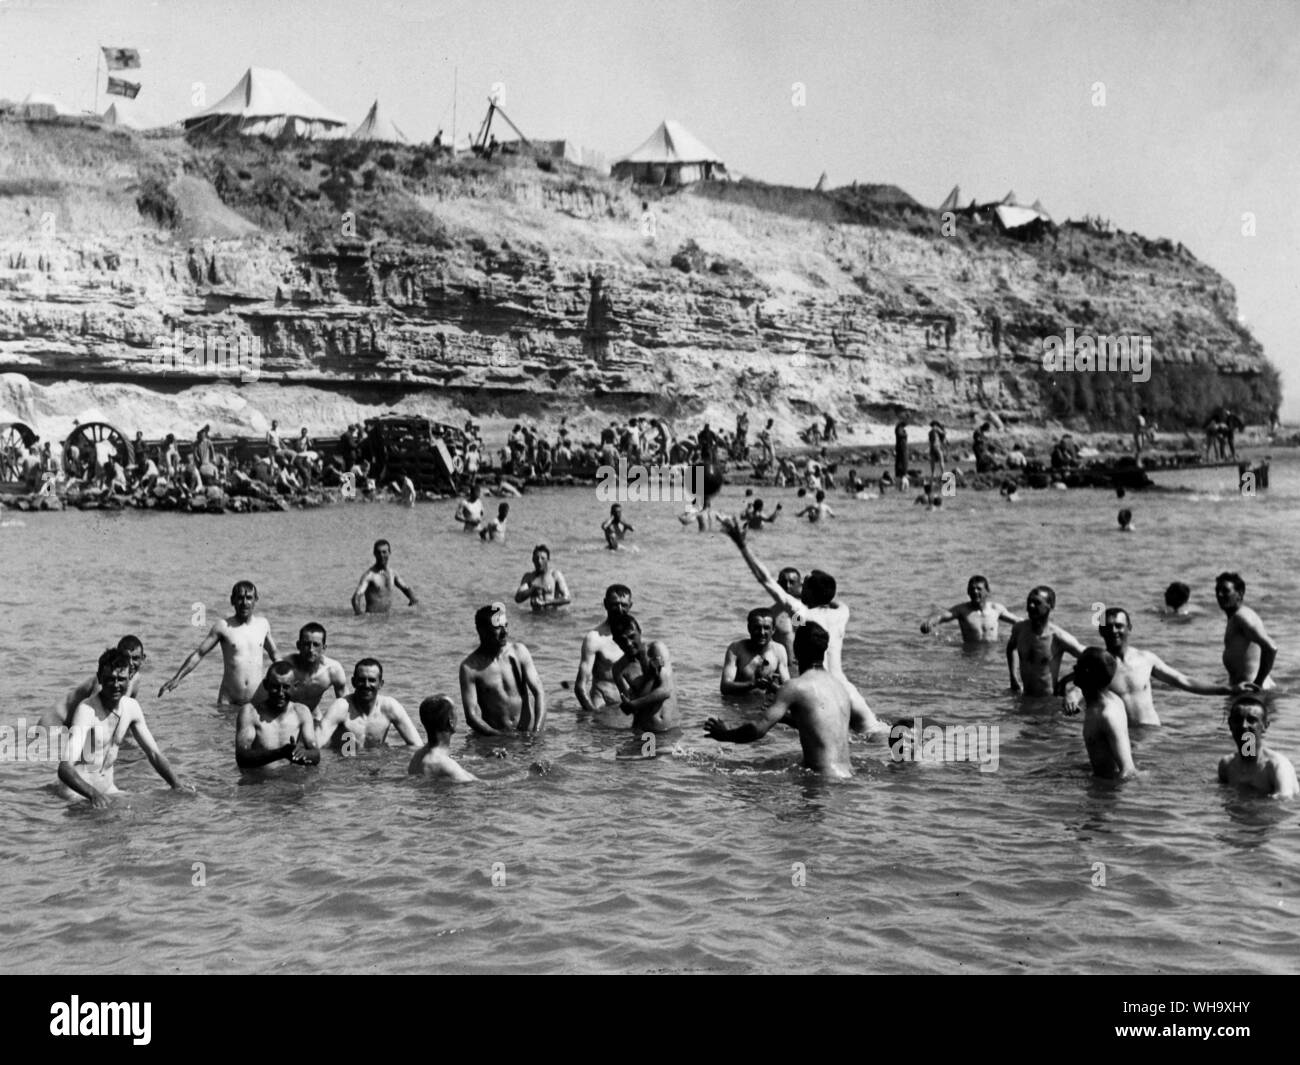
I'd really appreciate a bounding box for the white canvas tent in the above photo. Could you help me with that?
[938,185,961,212]
[100,102,139,128]
[611,119,727,185]
[351,99,407,143]
[183,67,346,139]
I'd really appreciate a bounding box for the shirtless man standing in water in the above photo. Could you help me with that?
[315,658,423,750]
[706,623,854,778]
[251,623,346,715]
[459,602,547,735]
[44,635,147,730]
[610,614,678,733]
[573,585,634,712]
[514,544,572,612]
[59,648,190,806]
[921,576,1019,644]
[721,609,790,697]
[158,580,278,706]
[352,539,419,614]
[1216,572,1278,690]
[236,662,321,769]
[1059,607,1234,726]
[1005,586,1083,696]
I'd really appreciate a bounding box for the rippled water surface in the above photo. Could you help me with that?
[3,453,1298,973]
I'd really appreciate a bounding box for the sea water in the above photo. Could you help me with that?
[1,451,1296,973]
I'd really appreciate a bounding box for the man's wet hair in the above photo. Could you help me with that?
[1164,582,1191,609]
[604,584,632,602]
[354,657,384,681]
[474,603,508,633]
[793,622,830,670]
[1103,607,1131,628]
[265,660,295,682]
[777,568,801,589]
[532,543,550,561]
[1074,648,1117,694]
[1228,695,1269,727]
[802,570,836,607]
[419,695,456,736]
[1118,508,1132,526]
[230,580,258,601]
[747,607,771,627]
[97,647,133,677]
[299,622,327,643]
[1029,585,1056,609]
[967,576,989,592]
[117,634,144,654]
[610,614,641,641]
[1216,572,1246,596]
[497,502,510,519]
[373,539,390,553]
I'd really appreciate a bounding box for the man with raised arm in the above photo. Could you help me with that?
[721,609,790,698]
[59,648,190,807]
[921,576,1020,644]
[1216,571,1278,690]
[251,622,347,715]
[158,580,278,706]
[1058,607,1235,726]
[352,539,419,614]
[720,516,882,734]
[573,584,633,712]
[459,603,546,736]
[236,662,321,769]
[705,622,854,778]
[315,658,423,750]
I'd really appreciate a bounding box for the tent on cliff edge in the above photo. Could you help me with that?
[183,67,346,139]
[612,119,728,185]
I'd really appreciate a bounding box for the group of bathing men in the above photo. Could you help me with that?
[48,515,1292,801]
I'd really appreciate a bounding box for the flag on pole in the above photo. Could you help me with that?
[106,77,141,99]
[102,47,141,70]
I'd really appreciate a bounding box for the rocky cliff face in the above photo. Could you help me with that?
[0,119,1279,440]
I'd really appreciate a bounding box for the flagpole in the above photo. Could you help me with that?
[452,66,457,149]
[94,46,100,113]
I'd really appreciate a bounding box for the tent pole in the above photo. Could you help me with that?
[94,47,100,114]
[452,66,457,148]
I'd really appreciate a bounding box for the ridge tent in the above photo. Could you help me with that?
[938,185,961,213]
[183,67,346,139]
[611,119,727,185]
[351,99,408,143]
[100,102,139,128]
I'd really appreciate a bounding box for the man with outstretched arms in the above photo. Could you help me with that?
[706,623,854,778]
[158,580,277,705]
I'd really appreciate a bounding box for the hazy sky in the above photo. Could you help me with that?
[3,0,1296,415]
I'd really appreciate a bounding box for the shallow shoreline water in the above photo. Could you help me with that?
[2,456,1297,973]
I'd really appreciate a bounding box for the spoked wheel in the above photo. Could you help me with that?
[0,422,38,482]
[63,421,132,479]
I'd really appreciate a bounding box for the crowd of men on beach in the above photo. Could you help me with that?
[47,493,1293,802]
